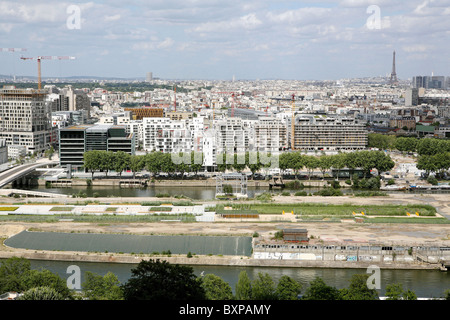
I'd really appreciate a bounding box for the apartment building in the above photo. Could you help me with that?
[214,118,250,155]
[142,117,192,154]
[293,116,367,151]
[254,116,288,153]
[0,86,52,154]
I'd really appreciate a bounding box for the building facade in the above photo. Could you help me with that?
[293,116,367,151]
[0,86,52,154]
[59,124,135,168]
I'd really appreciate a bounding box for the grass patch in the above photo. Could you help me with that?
[49,207,74,212]
[366,217,450,224]
[354,191,388,197]
[244,203,437,217]
[149,207,172,212]
[0,207,19,211]
[105,207,118,212]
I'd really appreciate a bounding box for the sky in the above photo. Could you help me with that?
[0,0,449,81]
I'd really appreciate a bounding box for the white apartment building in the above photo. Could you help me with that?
[213,118,251,155]
[254,116,288,153]
[143,117,192,154]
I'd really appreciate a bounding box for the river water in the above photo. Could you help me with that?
[8,185,450,298]
[23,259,449,298]
[23,185,437,199]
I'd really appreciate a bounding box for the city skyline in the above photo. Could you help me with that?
[0,0,449,81]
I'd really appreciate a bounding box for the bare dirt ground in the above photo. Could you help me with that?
[1,193,449,248]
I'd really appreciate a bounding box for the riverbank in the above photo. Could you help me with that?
[0,193,448,271]
[0,247,441,271]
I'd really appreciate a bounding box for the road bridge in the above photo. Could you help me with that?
[0,160,59,189]
[0,188,68,198]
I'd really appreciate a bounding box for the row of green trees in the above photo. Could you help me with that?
[279,150,395,179]
[3,257,448,300]
[368,133,450,155]
[83,150,395,180]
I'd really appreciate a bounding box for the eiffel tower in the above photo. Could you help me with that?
[389,50,398,86]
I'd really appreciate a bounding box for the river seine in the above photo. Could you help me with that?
[26,259,449,298]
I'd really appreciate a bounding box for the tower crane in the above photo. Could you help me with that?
[215,92,243,117]
[20,55,75,90]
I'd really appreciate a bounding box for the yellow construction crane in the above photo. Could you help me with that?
[20,55,75,90]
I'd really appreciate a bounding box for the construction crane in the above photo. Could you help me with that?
[215,92,243,117]
[291,93,295,150]
[20,55,75,90]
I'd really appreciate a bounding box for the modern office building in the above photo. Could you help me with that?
[405,88,419,106]
[0,86,52,154]
[59,124,135,168]
[293,116,367,151]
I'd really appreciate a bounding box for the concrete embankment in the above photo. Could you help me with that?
[0,249,441,270]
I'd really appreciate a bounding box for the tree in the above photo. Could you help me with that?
[129,155,145,179]
[174,152,191,179]
[251,272,278,300]
[339,274,379,300]
[22,269,73,299]
[371,151,395,176]
[246,152,262,178]
[301,277,341,300]
[83,150,101,179]
[18,286,64,300]
[304,155,319,180]
[394,137,417,153]
[232,153,247,173]
[318,155,332,179]
[201,274,233,300]
[235,270,252,300]
[99,151,116,176]
[190,151,203,177]
[113,151,131,177]
[330,153,346,181]
[121,259,205,300]
[0,256,31,293]
[385,283,417,300]
[276,275,302,300]
[82,271,123,300]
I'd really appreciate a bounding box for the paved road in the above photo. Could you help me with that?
[0,160,58,188]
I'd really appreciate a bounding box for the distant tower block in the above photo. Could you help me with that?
[146,72,153,82]
[389,51,398,86]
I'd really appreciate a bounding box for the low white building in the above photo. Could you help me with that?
[7,144,26,160]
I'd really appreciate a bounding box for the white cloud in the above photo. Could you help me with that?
[104,14,121,22]
[190,13,263,34]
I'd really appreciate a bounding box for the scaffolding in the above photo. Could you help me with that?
[216,172,248,197]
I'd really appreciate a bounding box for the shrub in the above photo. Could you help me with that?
[294,191,307,196]
[223,184,233,194]
[281,191,291,196]
[314,188,343,196]
[427,175,438,185]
